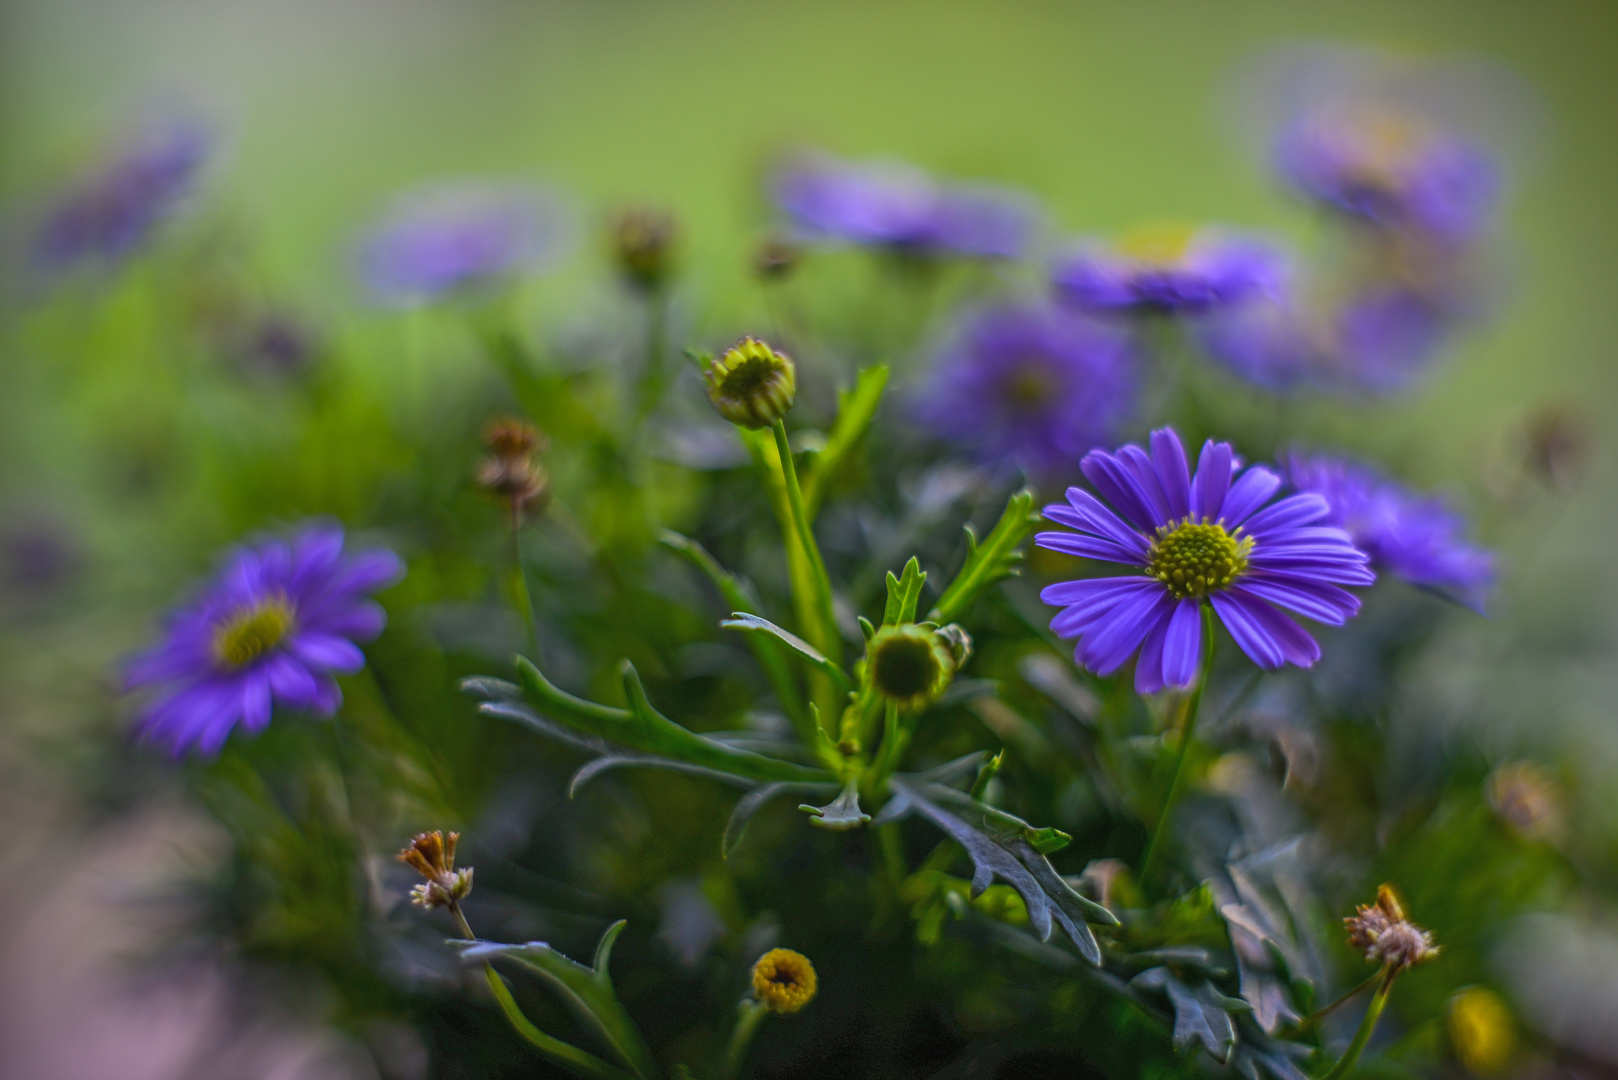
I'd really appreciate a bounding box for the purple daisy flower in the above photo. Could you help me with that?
[1052,228,1286,316]
[1276,109,1500,244]
[913,300,1137,474]
[1037,428,1374,693]
[770,152,1037,259]
[28,115,211,277]
[1286,453,1494,613]
[125,523,404,756]
[355,181,575,306]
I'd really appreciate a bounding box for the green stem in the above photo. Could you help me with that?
[1298,969,1384,1031]
[449,904,635,1080]
[511,523,542,662]
[635,285,669,421]
[771,419,841,669]
[1139,603,1216,886]
[720,1000,769,1080]
[1319,966,1398,1080]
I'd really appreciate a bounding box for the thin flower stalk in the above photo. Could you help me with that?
[1138,603,1216,885]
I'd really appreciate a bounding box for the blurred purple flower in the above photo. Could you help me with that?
[770,152,1038,258]
[356,182,575,305]
[1038,427,1373,693]
[1276,109,1500,244]
[125,523,403,756]
[28,116,211,277]
[1052,228,1286,316]
[1286,453,1494,612]
[1197,284,1451,394]
[914,300,1137,474]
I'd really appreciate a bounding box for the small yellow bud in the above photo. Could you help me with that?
[750,948,817,1014]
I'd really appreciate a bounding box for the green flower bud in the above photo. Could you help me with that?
[704,337,797,429]
[865,623,959,712]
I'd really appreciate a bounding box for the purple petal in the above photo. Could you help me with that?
[241,673,273,733]
[1242,493,1329,536]
[1050,489,1150,556]
[1217,588,1322,668]
[310,676,343,715]
[1047,578,1162,637]
[1079,589,1174,675]
[287,632,366,674]
[1118,446,1175,526]
[1219,466,1281,527]
[305,600,388,641]
[1209,592,1284,670]
[1247,555,1376,585]
[289,523,346,594]
[1080,450,1158,531]
[1150,428,1191,520]
[1190,441,1233,522]
[1237,577,1360,625]
[1035,530,1145,566]
[263,652,319,707]
[1160,599,1204,689]
[1134,612,1173,695]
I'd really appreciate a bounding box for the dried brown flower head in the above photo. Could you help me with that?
[1345,884,1438,970]
[611,208,678,291]
[397,830,474,909]
[752,234,801,280]
[477,417,551,522]
[1487,761,1566,843]
[751,948,817,1014]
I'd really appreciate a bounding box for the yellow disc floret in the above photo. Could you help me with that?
[751,948,817,1014]
[213,596,295,668]
[1146,518,1252,600]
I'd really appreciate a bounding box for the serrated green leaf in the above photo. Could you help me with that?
[494,657,832,785]
[1131,967,1247,1063]
[883,557,927,627]
[461,921,657,1079]
[721,612,854,693]
[799,781,871,830]
[803,365,889,517]
[929,488,1038,624]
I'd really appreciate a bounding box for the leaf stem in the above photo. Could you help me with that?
[1298,969,1384,1031]
[448,903,636,1080]
[1319,965,1398,1080]
[1139,603,1216,886]
[720,1000,769,1080]
[771,419,841,668]
[511,522,542,662]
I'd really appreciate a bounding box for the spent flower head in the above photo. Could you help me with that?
[751,948,817,1014]
[1487,761,1566,843]
[611,207,678,291]
[398,830,475,909]
[1345,884,1438,970]
[476,417,551,523]
[704,337,797,429]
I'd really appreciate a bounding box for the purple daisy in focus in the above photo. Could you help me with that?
[1276,109,1500,244]
[125,523,404,756]
[914,300,1137,475]
[1052,227,1286,317]
[1287,453,1494,612]
[28,115,211,278]
[1037,428,1374,693]
[770,152,1038,259]
[356,181,575,306]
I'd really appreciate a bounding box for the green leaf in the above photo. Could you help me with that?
[462,921,658,1080]
[486,658,832,785]
[929,488,1038,624]
[803,365,889,517]
[721,612,854,694]
[883,557,928,627]
[920,783,1075,856]
[798,780,871,831]
[723,781,839,857]
[1131,967,1249,1063]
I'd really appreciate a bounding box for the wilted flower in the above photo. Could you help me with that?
[476,417,551,523]
[864,623,966,712]
[1487,761,1566,843]
[1051,226,1286,316]
[397,830,474,909]
[29,114,211,278]
[1345,884,1438,970]
[913,300,1138,475]
[1038,427,1373,693]
[750,948,817,1014]
[125,523,403,756]
[355,181,574,305]
[611,207,677,291]
[704,337,797,429]
[771,152,1038,259]
[1287,453,1494,612]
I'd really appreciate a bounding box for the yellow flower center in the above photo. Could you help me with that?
[1116,222,1197,267]
[1147,518,1252,600]
[213,596,295,667]
[751,948,818,1014]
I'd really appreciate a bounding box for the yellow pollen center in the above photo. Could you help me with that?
[1147,518,1251,600]
[1117,222,1197,266]
[1004,362,1056,410]
[214,597,295,667]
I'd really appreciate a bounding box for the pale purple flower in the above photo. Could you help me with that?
[28,115,211,276]
[1287,453,1494,612]
[356,182,575,305]
[1052,229,1286,316]
[914,300,1137,474]
[125,523,403,756]
[770,152,1037,258]
[1038,428,1373,693]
